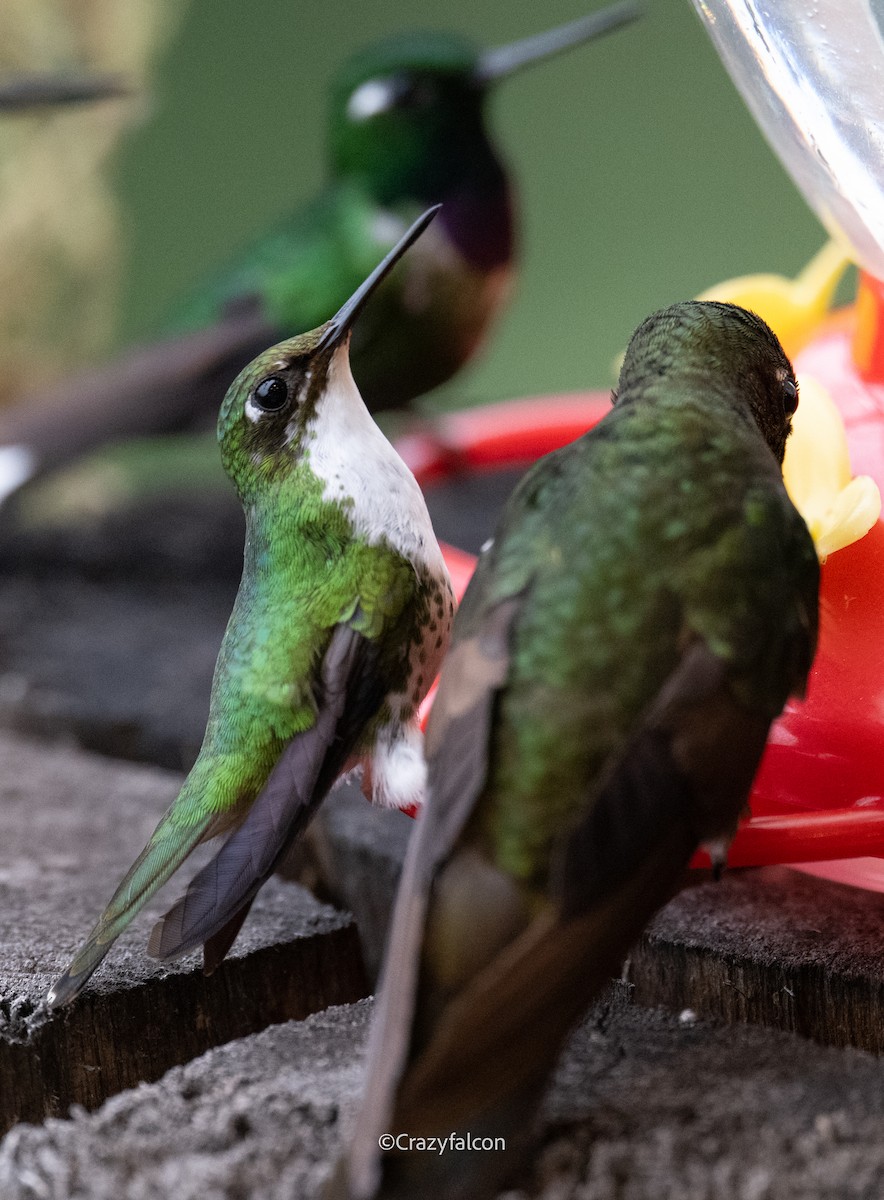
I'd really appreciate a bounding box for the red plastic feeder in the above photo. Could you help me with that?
[402,280,884,888]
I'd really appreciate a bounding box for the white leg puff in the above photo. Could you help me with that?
[367,720,428,814]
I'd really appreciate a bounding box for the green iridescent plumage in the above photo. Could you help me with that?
[478,384,815,888]
[331,301,819,1200]
[47,210,453,1008]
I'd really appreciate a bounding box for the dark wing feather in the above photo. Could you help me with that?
[339,590,521,1200]
[387,640,760,1135]
[392,825,694,1141]
[335,636,788,1200]
[148,624,386,964]
[0,73,127,110]
[557,637,771,916]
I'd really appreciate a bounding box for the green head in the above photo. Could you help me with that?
[328,3,640,205]
[217,206,440,500]
[616,301,800,464]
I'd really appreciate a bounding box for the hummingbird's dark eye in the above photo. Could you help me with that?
[253,376,289,412]
[783,378,799,416]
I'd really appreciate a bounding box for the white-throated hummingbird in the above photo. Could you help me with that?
[47,206,455,1008]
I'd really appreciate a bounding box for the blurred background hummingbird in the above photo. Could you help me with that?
[47,207,455,1008]
[331,301,820,1200]
[0,2,639,506]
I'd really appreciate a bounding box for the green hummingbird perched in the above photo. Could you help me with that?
[0,3,639,504]
[330,302,820,1200]
[46,206,455,1009]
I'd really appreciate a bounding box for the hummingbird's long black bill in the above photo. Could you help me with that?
[316,204,441,354]
[474,0,641,85]
[0,72,128,113]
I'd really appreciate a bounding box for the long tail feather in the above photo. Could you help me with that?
[47,809,218,1007]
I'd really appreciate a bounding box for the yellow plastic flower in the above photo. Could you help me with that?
[697,240,877,559]
[697,240,852,359]
[783,375,880,561]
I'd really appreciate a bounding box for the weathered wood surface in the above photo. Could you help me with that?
[0,732,367,1134]
[4,993,884,1199]
[631,866,884,1053]
[308,791,884,1051]
[0,490,241,769]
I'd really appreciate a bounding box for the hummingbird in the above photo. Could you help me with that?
[330,302,820,1200]
[46,206,455,1009]
[0,3,640,505]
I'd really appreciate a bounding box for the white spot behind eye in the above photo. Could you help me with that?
[347,78,396,122]
[244,398,263,423]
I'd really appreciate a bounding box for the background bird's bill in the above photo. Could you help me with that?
[316,204,442,354]
[475,0,641,83]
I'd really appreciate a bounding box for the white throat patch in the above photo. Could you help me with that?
[306,349,446,574]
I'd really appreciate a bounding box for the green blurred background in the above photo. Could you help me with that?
[113,0,823,405]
